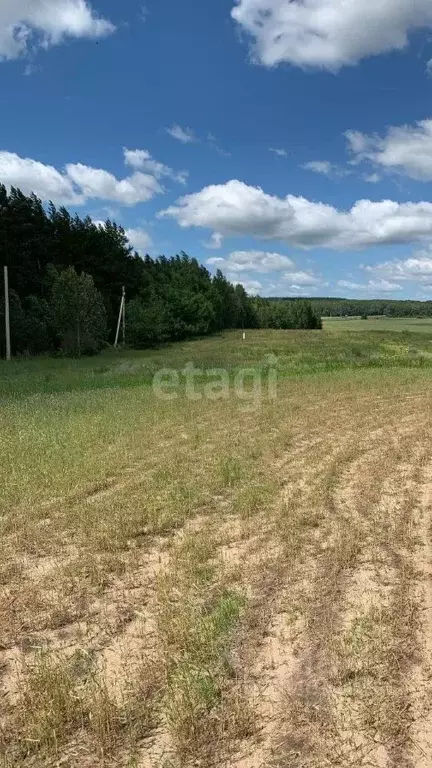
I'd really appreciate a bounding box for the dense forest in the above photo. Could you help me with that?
[272,297,432,318]
[0,186,321,356]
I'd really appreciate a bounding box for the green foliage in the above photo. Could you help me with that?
[0,185,322,358]
[251,297,322,329]
[126,295,168,348]
[0,289,27,356]
[51,267,107,356]
[22,295,53,354]
[294,297,432,319]
[211,270,241,330]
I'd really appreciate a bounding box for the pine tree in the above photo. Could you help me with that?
[51,267,107,356]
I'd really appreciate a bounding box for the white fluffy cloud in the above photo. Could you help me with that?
[231,0,432,70]
[0,150,165,205]
[367,279,403,292]
[0,151,82,203]
[233,279,262,296]
[125,227,153,254]
[95,221,153,255]
[65,163,162,205]
[282,270,323,286]
[166,125,197,144]
[0,0,114,60]
[208,250,295,273]
[346,119,432,181]
[123,148,188,185]
[159,179,432,250]
[208,250,324,297]
[364,251,432,284]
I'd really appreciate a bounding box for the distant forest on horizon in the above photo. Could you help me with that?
[270,297,432,318]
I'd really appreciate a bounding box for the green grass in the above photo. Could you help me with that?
[2,326,432,401]
[323,315,432,333]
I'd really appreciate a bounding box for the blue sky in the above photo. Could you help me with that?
[2,1,432,298]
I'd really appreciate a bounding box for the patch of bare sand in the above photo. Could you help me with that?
[410,463,432,768]
[98,548,168,703]
[228,434,362,768]
[233,418,424,768]
[232,605,305,768]
[321,423,425,768]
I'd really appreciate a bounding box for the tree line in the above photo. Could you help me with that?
[272,297,432,318]
[0,185,322,357]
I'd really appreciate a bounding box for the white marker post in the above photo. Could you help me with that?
[4,266,11,360]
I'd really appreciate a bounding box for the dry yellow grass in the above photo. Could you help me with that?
[2,330,432,767]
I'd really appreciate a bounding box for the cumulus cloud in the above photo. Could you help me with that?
[159,179,432,250]
[231,0,432,71]
[0,151,82,204]
[233,279,262,296]
[346,119,432,181]
[364,250,432,283]
[367,279,403,292]
[125,227,153,254]
[95,219,153,254]
[123,148,188,184]
[207,250,295,273]
[65,163,162,205]
[208,251,324,297]
[0,0,114,60]
[0,150,164,205]
[282,270,323,286]
[166,124,197,144]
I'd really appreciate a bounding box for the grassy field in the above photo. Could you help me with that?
[2,329,432,767]
[323,315,432,332]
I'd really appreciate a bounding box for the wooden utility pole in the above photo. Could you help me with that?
[114,286,125,348]
[4,266,11,360]
[122,286,126,346]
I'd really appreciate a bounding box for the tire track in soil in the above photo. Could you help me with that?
[276,434,397,768]
[229,427,374,768]
[326,428,423,768]
[278,418,429,768]
[410,460,432,768]
[230,412,427,768]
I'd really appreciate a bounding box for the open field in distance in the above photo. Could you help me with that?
[323,315,432,333]
[2,328,432,767]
